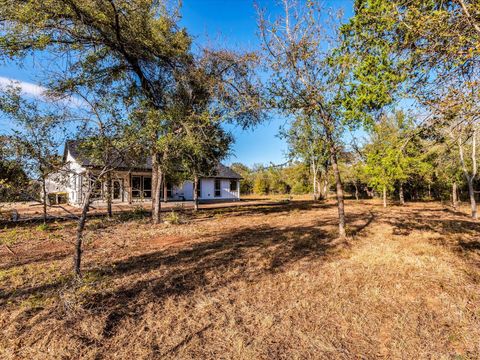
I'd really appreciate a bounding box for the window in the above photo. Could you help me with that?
[230,180,237,192]
[131,176,142,198]
[91,179,103,199]
[131,176,152,199]
[214,179,221,197]
[113,180,121,200]
[143,176,152,198]
[166,183,173,198]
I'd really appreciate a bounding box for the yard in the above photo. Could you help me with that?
[1,198,479,359]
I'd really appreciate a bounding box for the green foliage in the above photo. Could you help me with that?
[363,111,433,196]
[164,210,182,225]
[342,0,480,122]
[231,163,254,194]
[36,223,49,232]
[253,169,270,195]
[235,162,312,196]
[0,87,64,180]
[0,136,30,201]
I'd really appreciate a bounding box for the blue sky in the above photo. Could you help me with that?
[0,0,354,167]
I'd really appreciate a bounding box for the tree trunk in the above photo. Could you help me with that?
[428,184,431,199]
[193,174,199,211]
[467,178,477,219]
[106,172,113,218]
[399,182,405,205]
[383,185,387,208]
[152,169,157,204]
[329,142,346,238]
[452,181,458,210]
[152,152,161,224]
[365,187,374,198]
[354,181,359,201]
[322,176,328,200]
[152,154,162,224]
[42,176,47,225]
[74,186,93,278]
[312,164,317,201]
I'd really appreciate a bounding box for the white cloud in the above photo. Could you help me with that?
[0,76,46,97]
[0,76,86,108]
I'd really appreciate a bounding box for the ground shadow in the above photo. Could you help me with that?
[380,207,480,257]
[83,211,371,336]
[195,200,338,219]
[1,209,373,334]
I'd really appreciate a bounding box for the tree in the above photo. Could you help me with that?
[283,162,312,195]
[280,114,329,200]
[259,0,363,237]
[432,88,479,218]
[364,141,402,208]
[181,119,233,211]
[432,144,464,209]
[363,112,431,207]
[0,86,65,224]
[343,1,480,211]
[253,165,270,195]
[0,135,30,203]
[0,0,192,224]
[340,151,366,201]
[231,163,254,194]
[70,95,141,278]
[0,1,264,224]
[342,0,480,107]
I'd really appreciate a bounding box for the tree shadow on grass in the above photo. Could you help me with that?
[385,211,480,236]
[80,211,372,337]
[195,200,338,220]
[1,207,374,341]
[380,207,480,257]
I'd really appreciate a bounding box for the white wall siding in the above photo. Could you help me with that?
[220,179,238,199]
[197,178,240,200]
[200,178,215,200]
[182,181,194,200]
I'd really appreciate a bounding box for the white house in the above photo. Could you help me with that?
[46,141,241,206]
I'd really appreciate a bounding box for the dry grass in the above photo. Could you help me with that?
[0,199,479,359]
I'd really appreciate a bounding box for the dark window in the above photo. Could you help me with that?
[166,183,173,198]
[214,179,221,197]
[230,180,237,192]
[113,180,121,200]
[143,176,152,198]
[131,176,142,198]
[91,179,102,199]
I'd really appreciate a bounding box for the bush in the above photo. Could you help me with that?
[164,210,181,225]
[291,182,310,195]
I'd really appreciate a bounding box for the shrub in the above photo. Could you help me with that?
[164,210,181,225]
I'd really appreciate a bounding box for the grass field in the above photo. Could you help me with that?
[1,198,479,359]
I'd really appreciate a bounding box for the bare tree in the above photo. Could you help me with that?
[258,0,351,237]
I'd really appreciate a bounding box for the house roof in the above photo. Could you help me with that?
[64,140,242,179]
[64,140,152,169]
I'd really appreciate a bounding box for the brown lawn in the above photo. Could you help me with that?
[0,198,479,359]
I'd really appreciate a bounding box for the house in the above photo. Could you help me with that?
[46,141,242,206]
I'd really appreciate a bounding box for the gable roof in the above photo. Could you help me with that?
[63,140,152,169]
[64,140,242,179]
[208,163,242,179]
